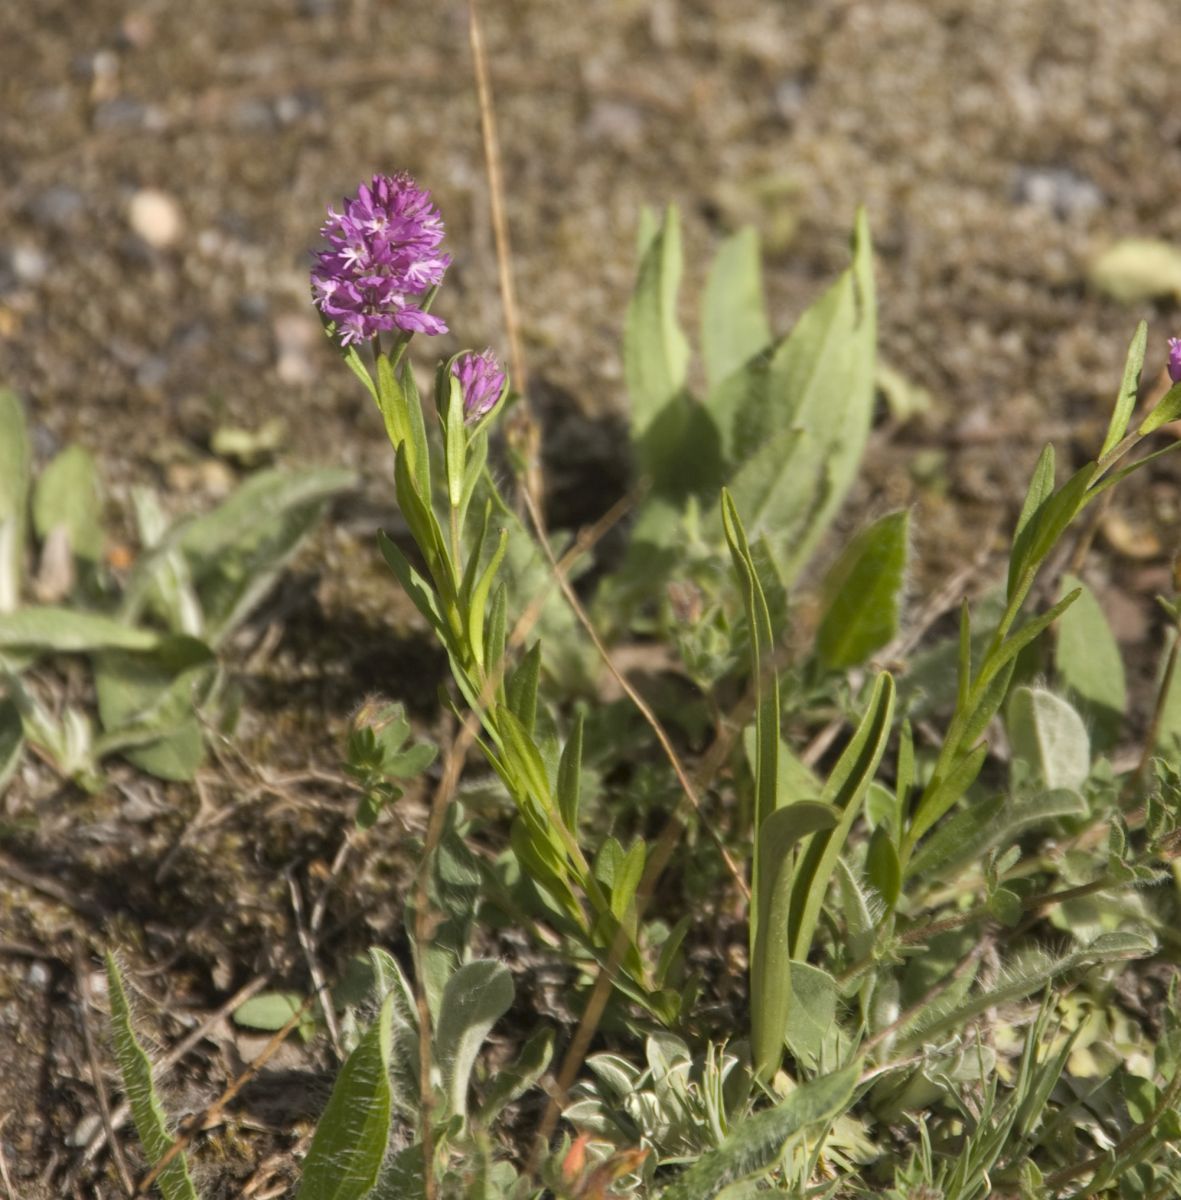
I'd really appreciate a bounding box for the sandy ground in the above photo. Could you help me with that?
[2,0,1181,1192]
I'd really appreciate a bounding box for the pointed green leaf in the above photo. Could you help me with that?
[104,953,198,1200]
[32,445,104,563]
[434,960,514,1122]
[556,711,584,831]
[1137,380,1181,437]
[702,226,772,390]
[1055,574,1126,742]
[625,206,689,441]
[1008,686,1090,792]
[789,672,895,961]
[816,511,909,670]
[751,801,838,1082]
[0,607,160,656]
[658,1065,859,1200]
[297,995,394,1200]
[1101,321,1147,458]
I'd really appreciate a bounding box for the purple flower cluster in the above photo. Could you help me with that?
[1169,337,1181,385]
[452,349,506,423]
[311,173,450,346]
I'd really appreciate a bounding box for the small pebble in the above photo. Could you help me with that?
[128,188,183,249]
[34,185,85,230]
[27,961,51,989]
[11,245,48,283]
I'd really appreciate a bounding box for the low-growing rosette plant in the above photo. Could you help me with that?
[102,171,1181,1200]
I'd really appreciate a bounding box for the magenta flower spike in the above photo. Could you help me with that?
[1168,337,1181,385]
[311,172,450,346]
[451,349,507,423]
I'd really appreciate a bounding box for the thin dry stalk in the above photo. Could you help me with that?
[286,870,342,1059]
[467,0,545,525]
[132,995,317,1196]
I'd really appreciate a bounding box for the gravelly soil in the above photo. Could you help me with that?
[2,0,1180,1193]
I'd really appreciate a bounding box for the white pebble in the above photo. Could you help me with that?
[128,188,183,248]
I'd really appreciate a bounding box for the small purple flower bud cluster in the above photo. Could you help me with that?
[1168,337,1181,385]
[311,173,450,346]
[452,349,506,423]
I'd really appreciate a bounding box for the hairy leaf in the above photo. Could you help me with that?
[104,953,198,1200]
[297,996,393,1200]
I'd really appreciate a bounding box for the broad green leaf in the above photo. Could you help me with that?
[720,211,875,583]
[117,724,204,782]
[0,390,29,613]
[1101,321,1147,458]
[701,227,772,390]
[751,801,838,1083]
[1055,574,1126,744]
[92,636,214,781]
[93,637,214,731]
[0,696,22,794]
[624,206,689,442]
[1008,686,1090,792]
[783,960,842,1071]
[907,788,1086,882]
[434,959,514,1122]
[297,995,394,1200]
[816,511,909,670]
[32,445,104,562]
[139,468,354,645]
[0,607,160,656]
[658,1064,859,1200]
[369,1145,425,1200]
[789,672,895,961]
[866,825,901,907]
[104,953,198,1200]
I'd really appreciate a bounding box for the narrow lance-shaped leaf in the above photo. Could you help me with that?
[788,672,895,961]
[1101,320,1147,458]
[751,801,838,1083]
[104,953,198,1200]
[1008,444,1056,600]
[296,995,394,1200]
[658,1065,859,1200]
[816,511,909,670]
